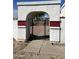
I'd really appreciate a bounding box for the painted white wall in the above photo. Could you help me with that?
[50,29,59,42]
[13,20,26,41]
[13,20,18,40]
[60,4,65,43]
[18,5,60,42]
[17,1,61,42]
[18,5,60,21]
[60,18,65,43]
[18,28,26,41]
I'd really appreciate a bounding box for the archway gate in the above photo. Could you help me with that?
[26,11,50,41]
[17,0,61,43]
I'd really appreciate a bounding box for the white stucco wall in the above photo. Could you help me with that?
[18,5,60,21]
[50,29,59,42]
[13,20,18,40]
[17,1,61,42]
[18,28,26,41]
[60,4,65,43]
[18,5,60,42]
[60,18,65,43]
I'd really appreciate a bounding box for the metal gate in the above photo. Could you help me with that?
[28,18,49,41]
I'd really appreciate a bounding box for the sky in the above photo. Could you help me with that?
[13,0,65,17]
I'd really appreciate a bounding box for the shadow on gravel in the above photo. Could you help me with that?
[28,34,49,41]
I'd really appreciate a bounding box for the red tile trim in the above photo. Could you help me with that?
[50,21,61,27]
[18,21,27,26]
[18,21,61,27]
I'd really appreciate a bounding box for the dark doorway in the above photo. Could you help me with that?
[26,11,50,41]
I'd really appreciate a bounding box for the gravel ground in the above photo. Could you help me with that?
[13,40,65,59]
[13,39,28,54]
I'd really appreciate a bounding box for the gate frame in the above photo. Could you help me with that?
[17,0,61,43]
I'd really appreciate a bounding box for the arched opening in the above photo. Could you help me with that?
[26,11,50,41]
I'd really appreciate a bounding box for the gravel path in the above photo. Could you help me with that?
[14,40,65,59]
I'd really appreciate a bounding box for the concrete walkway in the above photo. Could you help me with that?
[24,40,44,53]
[14,40,65,59]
